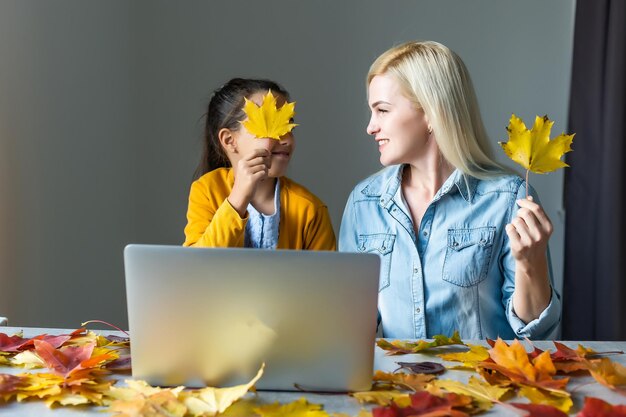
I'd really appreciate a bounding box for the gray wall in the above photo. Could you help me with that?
[0,0,575,328]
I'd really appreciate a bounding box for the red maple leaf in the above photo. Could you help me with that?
[577,397,626,417]
[373,391,471,417]
[511,402,568,417]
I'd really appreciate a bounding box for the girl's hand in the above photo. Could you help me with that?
[228,148,270,217]
[505,196,553,267]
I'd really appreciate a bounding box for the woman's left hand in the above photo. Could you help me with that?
[505,196,553,266]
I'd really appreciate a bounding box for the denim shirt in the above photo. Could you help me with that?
[338,165,561,340]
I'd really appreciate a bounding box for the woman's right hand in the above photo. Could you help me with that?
[228,148,271,217]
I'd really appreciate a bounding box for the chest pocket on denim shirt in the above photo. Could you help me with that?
[442,226,496,287]
[358,233,395,291]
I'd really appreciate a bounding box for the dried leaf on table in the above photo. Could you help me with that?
[372,391,473,417]
[352,390,412,407]
[438,344,490,369]
[12,373,63,401]
[254,397,330,417]
[480,338,569,392]
[377,331,464,355]
[331,410,372,417]
[371,370,435,391]
[180,363,264,416]
[518,385,573,413]
[394,361,445,375]
[241,90,297,140]
[510,402,568,417]
[477,338,573,412]
[0,373,23,400]
[431,375,511,412]
[583,357,626,394]
[110,389,187,417]
[577,396,626,417]
[0,332,30,353]
[9,350,45,369]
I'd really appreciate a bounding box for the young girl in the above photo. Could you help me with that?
[339,41,561,340]
[184,78,336,250]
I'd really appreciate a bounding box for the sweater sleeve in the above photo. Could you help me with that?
[303,204,336,251]
[183,180,248,247]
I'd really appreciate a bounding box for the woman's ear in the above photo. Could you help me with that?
[218,128,237,154]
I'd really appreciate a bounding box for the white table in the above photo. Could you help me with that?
[1,327,625,415]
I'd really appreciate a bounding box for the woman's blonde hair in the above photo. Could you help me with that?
[368,41,504,178]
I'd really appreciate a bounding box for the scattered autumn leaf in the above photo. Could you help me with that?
[518,385,573,413]
[352,390,411,407]
[577,396,626,417]
[0,332,30,353]
[180,364,264,416]
[510,402,568,417]
[254,397,330,417]
[432,375,510,412]
[480,338,569,392]
[0,373,22,400]
[377,331,464,355]
[372,391,472,417]
[394,361,445,375]
[438,344,490,369]
[9,350,45,369]
[241,90,297,140]
[110,389,187,417]
[372,370,435,391]
[583,357,626,394]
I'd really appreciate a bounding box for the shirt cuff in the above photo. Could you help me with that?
[506,287,561,339]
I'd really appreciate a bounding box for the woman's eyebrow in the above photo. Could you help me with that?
[370,100,391,107]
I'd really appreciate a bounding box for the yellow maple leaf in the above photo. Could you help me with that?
[518,385,573,413]
[499,114,574,174]
[438,344,490,369]
[584,357,626,392]
[432,376,510,412]
[254,397,330,417]
[351,390,412,407]
[241,90,298,140]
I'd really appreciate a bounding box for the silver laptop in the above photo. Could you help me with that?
[123,244,380,392]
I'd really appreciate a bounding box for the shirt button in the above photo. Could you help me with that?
[416,307,421,313]
[423,231,429,236]
[413,267,418,273]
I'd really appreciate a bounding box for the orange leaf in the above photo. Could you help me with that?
[583,358,626,394]
[480,339,569,392]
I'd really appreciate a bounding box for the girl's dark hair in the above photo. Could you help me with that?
[193,78,290,180]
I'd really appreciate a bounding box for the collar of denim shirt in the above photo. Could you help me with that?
[359,164,479,208]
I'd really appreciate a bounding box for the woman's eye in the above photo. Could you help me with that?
[378,109,388,114]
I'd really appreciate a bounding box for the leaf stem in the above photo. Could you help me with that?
[81,320,129,336]
[525,169,529,199]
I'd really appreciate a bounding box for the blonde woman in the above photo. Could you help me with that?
[339,41,560,340]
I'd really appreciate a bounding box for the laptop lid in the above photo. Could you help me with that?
[123,244,380,392]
